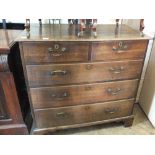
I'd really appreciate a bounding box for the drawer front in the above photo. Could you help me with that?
[27,60,143,87]
[34,99,134,128]
[30,80,138,109]
[92,40,148,61]
[22,42,89,64]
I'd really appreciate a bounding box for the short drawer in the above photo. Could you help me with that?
[30,79,138,109]
[22,42,89,64]
[34,99,134,128]
[26,60,143,87]
[92,40,148,61]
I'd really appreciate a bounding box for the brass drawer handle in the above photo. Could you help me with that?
[61,47,66,52]
[56,112,69,118]
[48,47,54,52]
[107,88,122,95]
[109,66,125,74]
[112,41,128,52]
[104,107,119,114]
[51,92,69,100]
[48,47,62,57]
[48,45,67,55]
[50,70,68,76]
[85,86,92,91]
[85,106,90,110]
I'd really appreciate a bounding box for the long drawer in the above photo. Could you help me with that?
[34,99,134,128]
[30,79,138,109]
[92,40,148,61]
[26,60,143,87]
[22,42,89,64]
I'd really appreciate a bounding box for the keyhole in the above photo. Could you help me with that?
[119,41,123,47]
[54,44,59,50]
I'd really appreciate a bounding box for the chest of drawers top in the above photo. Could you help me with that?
[16,24,150,42]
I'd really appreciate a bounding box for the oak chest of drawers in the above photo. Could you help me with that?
[17,24,149,134]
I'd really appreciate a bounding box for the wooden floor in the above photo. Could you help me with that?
[48,104,155,135]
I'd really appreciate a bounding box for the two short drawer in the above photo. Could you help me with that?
[30,79,138,109]
[34,99,134,128]
[22,40,148,64]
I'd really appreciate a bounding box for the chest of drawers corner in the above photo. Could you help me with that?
[18,25,149,134]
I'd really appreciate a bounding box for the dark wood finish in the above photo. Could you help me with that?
[0,124,28,135]
[0,74,23,126]
[17,24,149,134]
[0,73,27,130]
[92,40,148,61]
[22,42,89,64]
[27,60,143,87]
[30,80,138,109]
[34,99,134,128]
[0,78,8,119]
[9,42,31,131]
[0,29,28,135]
